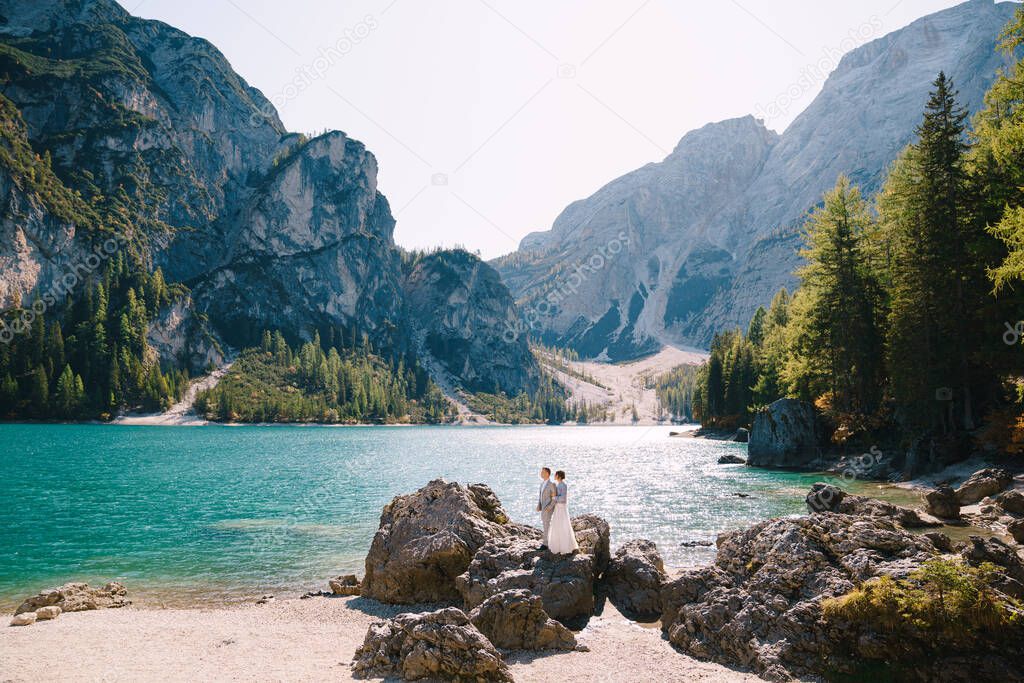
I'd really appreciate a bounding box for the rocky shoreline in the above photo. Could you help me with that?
[7,473,1024,682]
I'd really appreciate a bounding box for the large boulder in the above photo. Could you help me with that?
[959,535,1024,598]
[925,485,961,519]
[747,399,823,469]
[15,582,129,615]
[955,468,1013,505]
[1008,518,1024,545]
[361,480,536,604]
[351,607,512,682]
[468,589,577,651]
[660,514,943,680]
[571,514,611,576]
[456,531,603,628]
[805,483,941,528]
[602,539,667,621]
[996,490,1024,515]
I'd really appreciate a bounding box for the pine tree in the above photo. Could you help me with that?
[880,73,983,435]
[784,177,883,417]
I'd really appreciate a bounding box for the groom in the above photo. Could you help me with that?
[537,467,557,549]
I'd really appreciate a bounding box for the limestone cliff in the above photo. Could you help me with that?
[494,0,1018,358]
[0,0,539,395]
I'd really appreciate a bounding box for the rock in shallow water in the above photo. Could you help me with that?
[747,398,823,469]
[469,589,577,651]
[955,468,1013,505]
[925,484,961,519]
[805,483,940,528]
[351,607,513,682]
[15,582,129,615]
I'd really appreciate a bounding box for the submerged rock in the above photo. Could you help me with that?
[15,582,129,615]
[602,539,667,621]
[468,589,577,651]
[717,454,746,464]
[747,399,823,469]
[361,479,535,604]
[351,607,512,682]
[955,468,1013,505]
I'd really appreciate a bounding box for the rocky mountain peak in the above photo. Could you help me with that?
[495,0,1018,358]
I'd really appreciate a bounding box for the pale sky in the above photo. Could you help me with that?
[119,0,971,259]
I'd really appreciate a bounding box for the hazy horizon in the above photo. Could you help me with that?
[120,0,974,259]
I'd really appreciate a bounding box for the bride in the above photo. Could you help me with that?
[547,470,579,555]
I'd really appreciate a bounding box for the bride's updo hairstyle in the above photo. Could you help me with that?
[555,470,565,480]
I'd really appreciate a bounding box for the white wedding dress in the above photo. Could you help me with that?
[548,483,579,554]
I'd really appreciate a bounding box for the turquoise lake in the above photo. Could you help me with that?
[0,424,908,610]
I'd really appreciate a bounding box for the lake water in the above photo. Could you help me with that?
[0,424,916,610]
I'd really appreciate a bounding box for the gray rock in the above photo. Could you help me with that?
[469,589,577,651]
[328,574,361,596]
[805,483,940,528]
[456,533,602,628]
[660,514,961,679]
[926,485,961,519]
[571,514,611,576]
[996,489,1024,515]
[362,480,534,604]
[1008,518,1024,545]
[351,607,513,682]
[733,428,749,443]
[747,399,823,468]
[717,454,746,464]
[955,468,1014,505]
[602,540,667,621]
[492,1,1018,354]
[960,535,1024,598]
[15,582,130,615]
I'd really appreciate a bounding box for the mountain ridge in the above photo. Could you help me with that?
[494,0,1018,357]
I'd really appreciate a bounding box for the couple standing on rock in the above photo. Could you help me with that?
[537,467,579,555]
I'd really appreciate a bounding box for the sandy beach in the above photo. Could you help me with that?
[0,596,760,682]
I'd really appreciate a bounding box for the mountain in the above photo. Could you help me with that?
[0,0,537,397]
[493,0,1018,359]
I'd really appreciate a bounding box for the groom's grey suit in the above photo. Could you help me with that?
[538,479,557,546]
